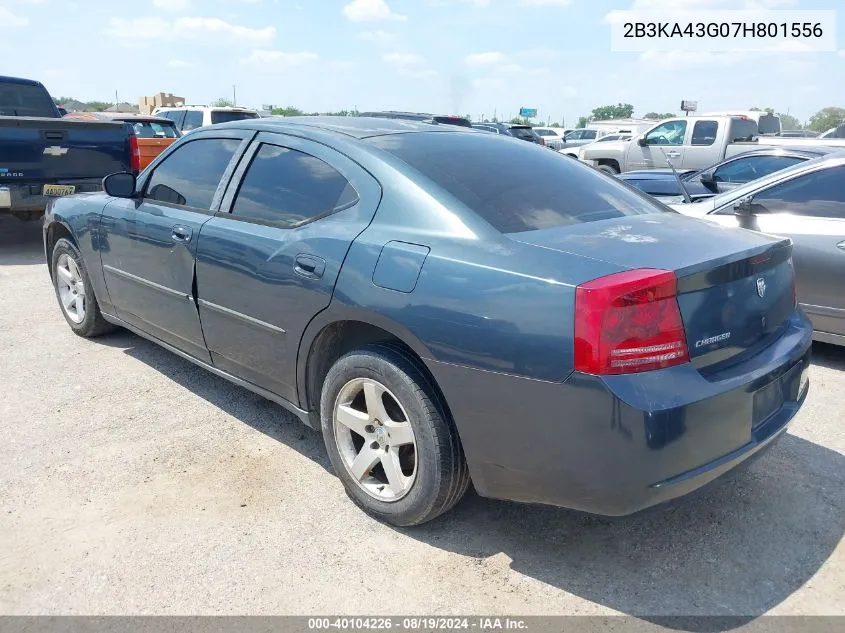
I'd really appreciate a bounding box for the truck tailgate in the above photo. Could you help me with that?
[0,116,131,182]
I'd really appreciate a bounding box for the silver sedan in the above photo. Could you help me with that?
[670,151,845,346]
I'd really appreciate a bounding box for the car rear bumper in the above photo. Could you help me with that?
[427,310,812,516]
[0,180,103,213]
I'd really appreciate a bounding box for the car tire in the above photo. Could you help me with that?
[596,165,619,176]
[597,164,619,175]
[320,344,470,527]
[51,238,115,338]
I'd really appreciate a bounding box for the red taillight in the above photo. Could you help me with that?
[574,268,690,375]
[129,133,141,173]
[539,136,546,146]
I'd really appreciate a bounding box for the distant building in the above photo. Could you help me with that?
[59,99,89,113]
[106,102,140,114]
[138,92,185,115]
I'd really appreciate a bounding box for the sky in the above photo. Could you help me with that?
[1,0,843,126]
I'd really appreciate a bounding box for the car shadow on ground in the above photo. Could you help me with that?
[100,329,843,631]
[811,341,845,371]
[99,330,332,473]
[0,216,45,266]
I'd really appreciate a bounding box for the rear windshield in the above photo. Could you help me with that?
[534,129,556,137]
[729,118,759,142]
[210,110,259,124]
[757,114,780,135]
[508,126,537,141]
[0,82,57,117]
[367,132,666,233]
[129,120,179,139]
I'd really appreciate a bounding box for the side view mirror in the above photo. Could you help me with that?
[637,135,647,147]
[733,196,753,216]
[699,168,716,184]
[103,172,137,198]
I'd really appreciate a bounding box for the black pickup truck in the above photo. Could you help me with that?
[0,75,137,221]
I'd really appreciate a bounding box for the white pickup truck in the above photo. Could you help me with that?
[579,115,845,174]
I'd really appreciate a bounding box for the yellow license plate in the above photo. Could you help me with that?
[43,184,76,197]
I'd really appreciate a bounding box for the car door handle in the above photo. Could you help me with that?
[171,225,192,242]
[294,254,326,279]
[837,241,845,252]
[666,151,681,158]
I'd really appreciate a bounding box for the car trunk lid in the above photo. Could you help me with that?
[509,213,796,371]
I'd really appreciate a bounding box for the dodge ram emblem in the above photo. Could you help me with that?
[756,278,767,298]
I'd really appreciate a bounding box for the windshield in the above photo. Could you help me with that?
[210,110,259,124]
[431,116,472,128]
[0,82,57,117]
[367,132,668,233]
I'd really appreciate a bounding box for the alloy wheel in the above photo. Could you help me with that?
[56,253,86,324]
[333,378,418,502]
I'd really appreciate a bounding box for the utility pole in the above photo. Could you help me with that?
[232,84,237,106]
[114,90,119,110]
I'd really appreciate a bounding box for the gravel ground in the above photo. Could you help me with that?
[1,216,843,622]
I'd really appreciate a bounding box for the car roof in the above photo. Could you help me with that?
[210,115,475,139]
[734,145,837,158]
[0,75,44,86]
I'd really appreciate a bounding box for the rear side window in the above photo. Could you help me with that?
[713,155,805,183]
[144,138,241,209]
[182,110,203,131]
[230,143,358,226]
[0,82,57,117]
[368,132,665,233]
[581,130,598,140]
[691,120,718,146]
[751,166,845,219]
[211,110,259,124]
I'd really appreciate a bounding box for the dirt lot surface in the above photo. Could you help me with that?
[1,216,843,621]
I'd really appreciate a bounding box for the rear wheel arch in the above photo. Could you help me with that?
[297,312,444,417]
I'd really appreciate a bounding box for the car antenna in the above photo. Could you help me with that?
[658,147,693,204]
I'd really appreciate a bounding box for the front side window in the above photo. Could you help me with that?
[581,130,598,140]
[750,166,845,218]
[691,120,718,146]
[645,120,687,146]
[231,143,358,226]
[144,138,241,209]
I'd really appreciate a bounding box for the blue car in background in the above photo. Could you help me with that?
[43,118,812,526]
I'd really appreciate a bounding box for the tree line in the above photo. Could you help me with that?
[55,95,845,133]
